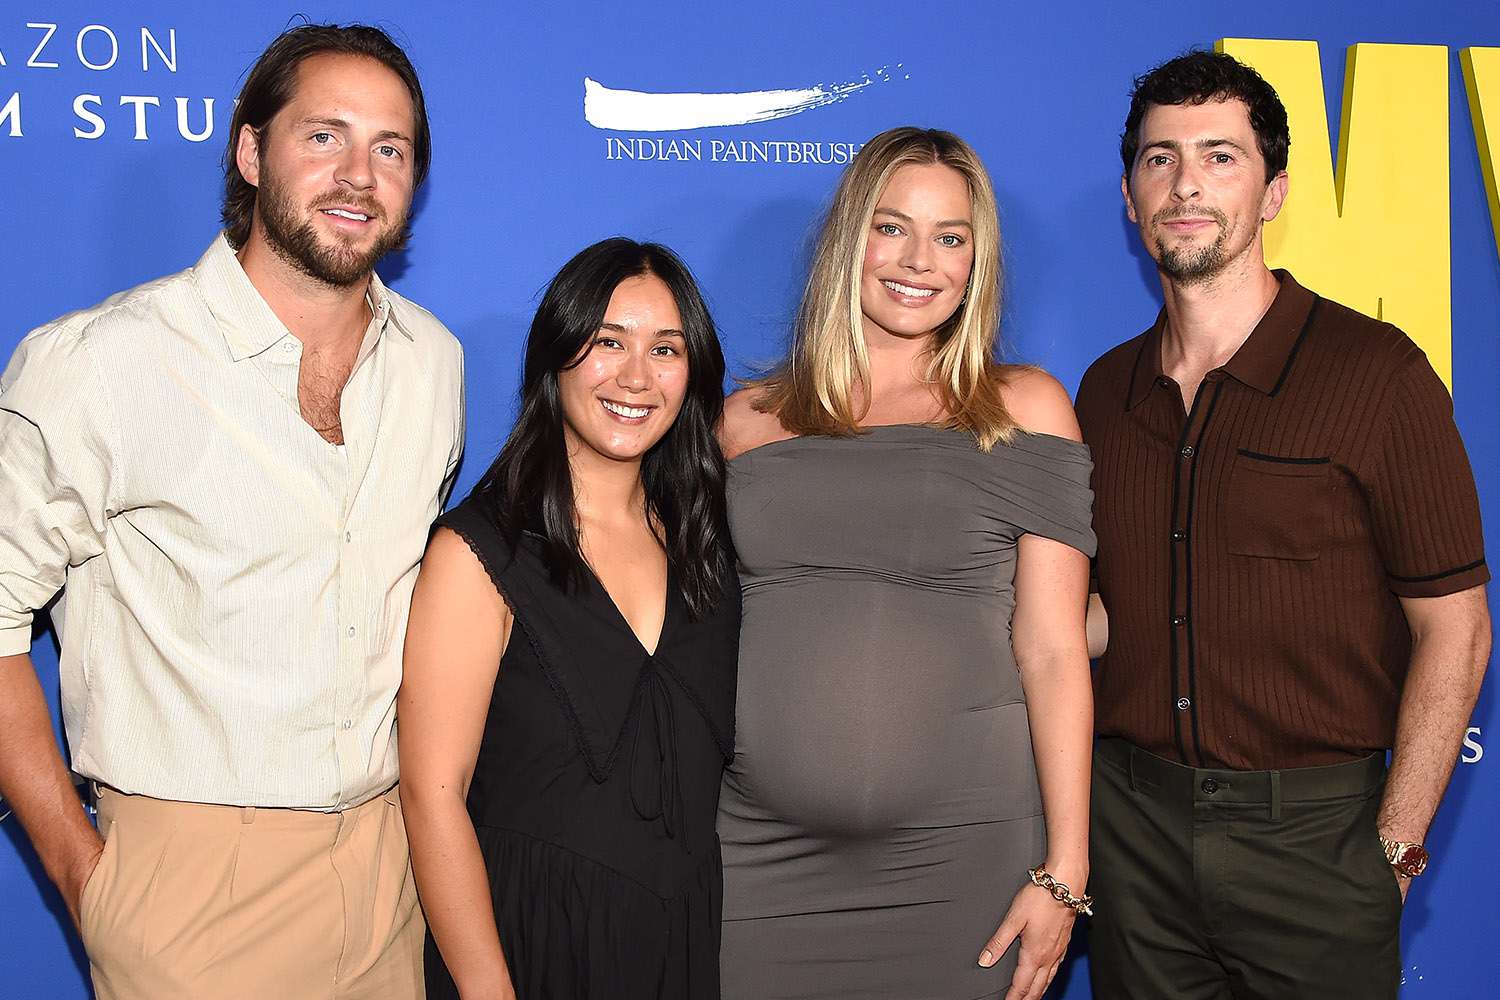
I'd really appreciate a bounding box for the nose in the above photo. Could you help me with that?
[899,233,934,273]
[1170,159,1203,204]
[335,144,375,192]
[616,348,650,391]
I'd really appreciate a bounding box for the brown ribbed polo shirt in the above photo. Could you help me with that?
[1076,271,1488,770]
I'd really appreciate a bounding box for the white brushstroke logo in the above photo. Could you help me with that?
[584,66,901,132]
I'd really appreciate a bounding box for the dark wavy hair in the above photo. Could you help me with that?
[469,238,734,619]
[221,23,432,249]
[1120,50,1290,183]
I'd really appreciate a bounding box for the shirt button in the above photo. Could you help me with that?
[346,625,356,638]
[341,719,352,731]
[1171,615,1187,627]
[283,341,296,353]
[1201,778,1219,794]
[1156,376,1173,389]
[1176,697,1191,711]
[345,530,353,543]
[1180,445,1195,459]
[1171,530,1186,542]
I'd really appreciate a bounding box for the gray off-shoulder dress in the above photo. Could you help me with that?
[717,424,1095,1000]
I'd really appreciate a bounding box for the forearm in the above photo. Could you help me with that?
[0,653,101,909]
[404,783,513,998]
[1379,625,1491,841]
[1018,651,1094,886]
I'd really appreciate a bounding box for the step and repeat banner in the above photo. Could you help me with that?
[2,2,1497,996]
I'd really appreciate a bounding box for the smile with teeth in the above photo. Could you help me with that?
[882,279,938,299]
[601,399,652,419]
[322,208,370,222]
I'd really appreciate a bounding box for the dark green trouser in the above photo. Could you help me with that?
[1087,739,1402,1000]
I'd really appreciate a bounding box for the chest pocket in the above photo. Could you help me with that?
[1224,449,1332,561]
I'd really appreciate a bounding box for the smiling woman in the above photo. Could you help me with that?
[717,128,1097,1000]
[743,126,1018,450]
[398,238,740,1000]
[557,273,691,476]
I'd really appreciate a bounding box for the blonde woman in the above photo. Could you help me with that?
[717,128,1095,999]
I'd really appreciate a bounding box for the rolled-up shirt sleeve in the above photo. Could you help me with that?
[0,321,121,655]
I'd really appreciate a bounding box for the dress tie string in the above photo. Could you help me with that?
[628,656,682,842]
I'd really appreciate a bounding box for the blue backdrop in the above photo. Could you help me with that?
[3,2,1496,996]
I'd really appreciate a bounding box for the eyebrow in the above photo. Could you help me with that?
[298,116,413,144]
[1140,137,1252,157]
[873,207,973,229]
[600,322,686,338]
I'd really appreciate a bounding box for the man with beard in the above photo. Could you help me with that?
[0,24,462,1000]
[1076,51,1490,999]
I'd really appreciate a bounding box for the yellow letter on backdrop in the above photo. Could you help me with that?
[1219,39,1451,387]
[1461,47,1500,264]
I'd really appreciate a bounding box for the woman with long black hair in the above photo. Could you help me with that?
[399,238,738,1000]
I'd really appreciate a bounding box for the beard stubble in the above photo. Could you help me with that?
[255,162,410,288]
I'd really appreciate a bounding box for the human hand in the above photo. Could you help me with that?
[57,830,105,932]
[977,879,1078,1000]
[1391,866,1411,904]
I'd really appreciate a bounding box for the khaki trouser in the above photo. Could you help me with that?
[81,784,424,1000]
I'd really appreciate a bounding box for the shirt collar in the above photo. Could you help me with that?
[193,233,415,363]
[367,267,416,342]
[1125,269,1319,410]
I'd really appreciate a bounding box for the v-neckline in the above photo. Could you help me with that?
[581,557,673,658]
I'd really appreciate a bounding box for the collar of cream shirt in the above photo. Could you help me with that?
[193,233,415,363]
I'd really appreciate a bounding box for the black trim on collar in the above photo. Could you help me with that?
[1268,295,1322,397]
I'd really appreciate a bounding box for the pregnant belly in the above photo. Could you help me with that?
[727,579,1039,836]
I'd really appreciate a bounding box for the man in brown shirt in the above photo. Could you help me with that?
[1077,51,1491,999]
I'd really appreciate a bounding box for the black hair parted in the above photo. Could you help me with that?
[1120,50,1290,183]
[468,238,735,619]
[221,23,432,249]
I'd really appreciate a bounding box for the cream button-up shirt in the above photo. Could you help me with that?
[0,236,465,810]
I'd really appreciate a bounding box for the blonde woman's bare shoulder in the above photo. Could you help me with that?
[720,387,794,460]
[998,366,1082,442]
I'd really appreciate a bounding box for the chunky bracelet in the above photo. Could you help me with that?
[1027,866,1094,917]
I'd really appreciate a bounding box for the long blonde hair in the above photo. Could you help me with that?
[750,126,1022,450]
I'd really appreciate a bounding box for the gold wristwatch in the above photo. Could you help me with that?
[1379,837,1429,878]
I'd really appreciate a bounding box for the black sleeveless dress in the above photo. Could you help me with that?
[423,498,740,1000]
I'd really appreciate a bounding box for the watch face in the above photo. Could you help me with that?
[1395,843,1429,875]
